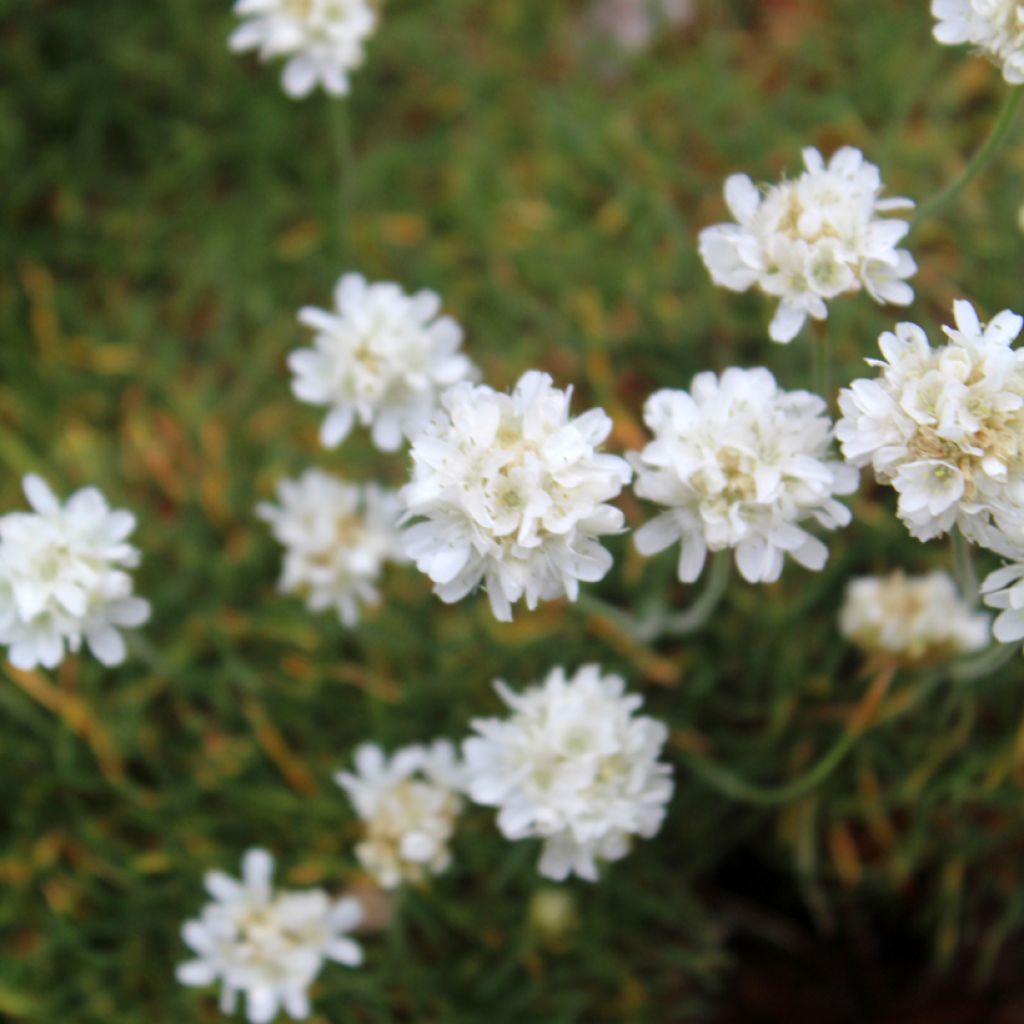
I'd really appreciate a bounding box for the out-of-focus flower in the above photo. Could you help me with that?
[699,147,915,343]
[0,475,150,670]
[584,0,695,53]
[837,301,1024,546]
[289,274,475,452]
[401,371,632,621]
[229,0,377,99]
[335,741,464,889]
[256,469,405,627]
[932,0,1024,84]
[840,570,990,661]
[982,559,1024,644]
[463,665,673,881]
[629,368,857,584]
[176,848,363,1024]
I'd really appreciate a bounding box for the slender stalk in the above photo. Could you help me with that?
[950,525,978,606]
[681,663,895,807]
[912,88,1023,230]
[659,550,732,638]
[328,98,355,262]
[577,550,732,644]
[949,640,1018,684]
[812,318,831,404]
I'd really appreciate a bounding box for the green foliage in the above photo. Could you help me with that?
[2,0,1024,1020]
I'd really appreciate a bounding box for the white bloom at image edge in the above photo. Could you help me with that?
[629,367,858,584]
[840,570,990,661]
[335,740,464,889]
[982,559,1024,645]
[229,0,377,99]
[0,475,150,670]
[289,274,475,452]
[177,848,363,1024]
[463,664,674,882]
[932,0,1024,85]
[256,469,405,627]
[401,371,632,621]
[699,147,915,342]
[836,300,1024,546]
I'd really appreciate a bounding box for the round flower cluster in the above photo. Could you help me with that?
[176,848,364,1024]
[463,665,674,882]
[256,469,405,627]
[932,0,1024,84]
[401,371,632,621]
[229,0,377,99]
[629,368,858,584]
[836,301,1024,546]
[0,476,150,670]
[289,274,475,452]
[334,740,465,889]
[839,570,990,662]
[699,147,916,342]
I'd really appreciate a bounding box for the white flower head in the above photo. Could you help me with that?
[401,371,633,622]
[932,0,1024,84]
[289,274,475,452]
[177,848,363,1024]
[629,368,858,584]
[335,740,464,889]
[257,469,405,627]
[463,664,674,882]
[840,570,990,662]
[836,301,1024,545]
[982,557,1024,645]
[699,147,916,343]
[0,475,150,670]
[229,0,377,99]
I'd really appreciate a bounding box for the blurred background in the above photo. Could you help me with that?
[3,0,1024,1020]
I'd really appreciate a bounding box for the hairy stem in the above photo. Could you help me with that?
[329,98,355,261]
[912,88,1023,230]
[951,525,978,606]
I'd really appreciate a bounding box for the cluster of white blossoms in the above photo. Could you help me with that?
[837,301,1024,546]
[229,0,377,99]
[0,476,150,671]
[401,371,632,621]
[289,274,475,453]
[177,849,364,1024]
[932,0,1024,84]
[335,740,464,889]
[629,368,858,584]
[256,469,405,627]
[463,665,673,882]
[699,147,916,343]
[839,570,990,662]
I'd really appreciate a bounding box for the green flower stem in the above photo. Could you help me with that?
[912,88,1023,230]
[951,525,979,606]
[949,640,1018,684]
[577,549,732,644]
[680,663,895,807]
[329,98,355,261]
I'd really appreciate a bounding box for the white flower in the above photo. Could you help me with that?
[256,469,405,627]
[229,0,377,99]
[463,664,673,882]
[629,368,858,584]
[288,274,475,452]
[0,475,150,671]
[177,848,363,1024]
[335,740,464,889]
[699,147,916,343]
[932,0,1024,84]
[836,301,1024,545]
[839,570,989,661]
[401,371,632,622]
[982,559,1024,644]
